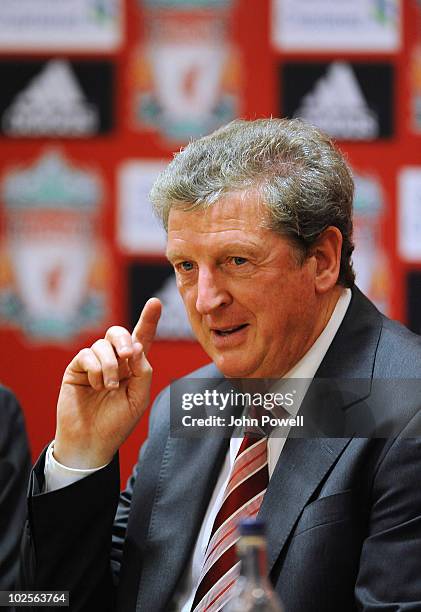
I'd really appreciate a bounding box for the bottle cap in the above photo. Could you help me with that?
[238,518,266,536]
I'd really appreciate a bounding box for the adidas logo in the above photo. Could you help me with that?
[294,62,379,140]
[155,275,194,339]
[2,60,99,137]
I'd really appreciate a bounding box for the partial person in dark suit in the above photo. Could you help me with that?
[0,386,31,594]
[21,119,421,611]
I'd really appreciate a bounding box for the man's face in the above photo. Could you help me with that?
[166,192,327,378]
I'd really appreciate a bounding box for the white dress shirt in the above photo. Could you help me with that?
[44,288,351,611]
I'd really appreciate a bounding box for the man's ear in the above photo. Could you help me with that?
[309,226,343,294]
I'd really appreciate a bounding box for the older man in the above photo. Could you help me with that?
[22,119,421,611]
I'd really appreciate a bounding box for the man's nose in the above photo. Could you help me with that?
[195,269,232,314]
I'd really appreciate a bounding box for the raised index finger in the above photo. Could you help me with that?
[132,297,162,355]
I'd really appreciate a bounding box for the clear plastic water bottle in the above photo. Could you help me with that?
[225,518,284,611]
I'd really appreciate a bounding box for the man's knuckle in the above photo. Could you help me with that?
[77,348,94,364]
[93,337,110,349]
[103,358,118,371]
[106,325,129,339]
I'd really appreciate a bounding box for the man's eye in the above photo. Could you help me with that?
[179,261,194,272]
[232,256,247,266]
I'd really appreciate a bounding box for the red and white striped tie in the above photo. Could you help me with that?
[191,434,269,612]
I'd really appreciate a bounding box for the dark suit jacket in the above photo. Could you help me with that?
[22,288,421,611]
[0,386,31,598]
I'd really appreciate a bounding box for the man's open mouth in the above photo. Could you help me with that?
[213,324,248,336]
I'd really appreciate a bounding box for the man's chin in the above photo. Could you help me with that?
[213,356,258,379]
[199,339,259,377]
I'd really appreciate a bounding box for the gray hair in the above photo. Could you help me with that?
[150,117,355,287]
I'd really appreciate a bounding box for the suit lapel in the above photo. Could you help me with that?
[136,432,229,612]
[259,437,352,574]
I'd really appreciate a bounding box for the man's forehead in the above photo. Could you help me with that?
[165,198,292,260]
[166,192,268,230]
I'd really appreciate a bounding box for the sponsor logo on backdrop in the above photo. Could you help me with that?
[398,168,421,262]
[3,61,99,137]
[294,63,378,139]
[0,151,110,342]
[130,0,241,143]
[353,172,389,314]
[272,0,400,51]
[0,0,122,51]
[282,62,394,141]
[0,60,114,138]
[128,263,194,340]
[117,161,168,255]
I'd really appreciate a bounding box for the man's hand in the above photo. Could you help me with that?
[53,298,162,469]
